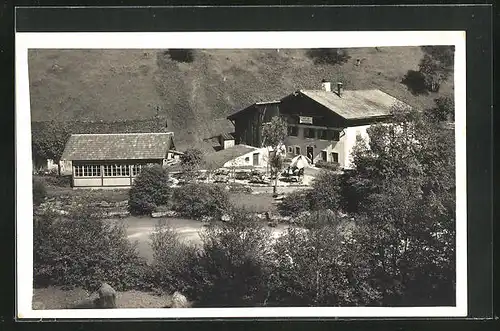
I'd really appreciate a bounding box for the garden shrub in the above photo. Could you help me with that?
[171,183,229,219]
[268,220,381,307]
[33,177,47,206]
[314,160,340,172]
[277,190,312,216]
[183,209,273,307]
[42,175,72,188]
[308,170,342,211]
[128,165,171,215]
[150,223,199,293]
[33,207,152,292]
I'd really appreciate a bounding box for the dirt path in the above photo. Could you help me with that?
[120,216,288,262]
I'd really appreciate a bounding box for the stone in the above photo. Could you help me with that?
[221,214,231,222]
[115,200,128,207]
[170,291,189,308]
[151,211,169,218]
[165,210,179,217]
[201,215,213,223]
[99,201,111,208]
[32,301,45,310]
[95,283,117,308]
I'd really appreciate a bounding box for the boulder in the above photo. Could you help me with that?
[95,283,117,308]
[170,291,189,308]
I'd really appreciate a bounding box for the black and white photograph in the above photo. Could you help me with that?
[15,30,467,319]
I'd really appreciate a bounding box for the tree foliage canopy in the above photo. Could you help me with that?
[180,148,205,173]
[418,46,454,92]
[31,121,71,163]
[341,105,456,305]
[261,116,288,149]
[128,165,171,215]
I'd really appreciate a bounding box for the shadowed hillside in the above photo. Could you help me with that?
[28,47,453,145]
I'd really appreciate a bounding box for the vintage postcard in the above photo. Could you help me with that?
[16,30,466,319]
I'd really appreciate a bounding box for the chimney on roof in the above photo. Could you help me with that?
[321,79,331,92]
[337,82,343,97]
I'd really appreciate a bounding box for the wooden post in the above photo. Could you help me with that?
[129,164,133,186]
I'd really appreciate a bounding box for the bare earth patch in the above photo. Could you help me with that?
[33,286,172,309]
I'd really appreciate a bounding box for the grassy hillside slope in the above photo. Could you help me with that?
[28,47,453,145]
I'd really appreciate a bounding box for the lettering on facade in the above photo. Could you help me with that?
[299,116,313,124]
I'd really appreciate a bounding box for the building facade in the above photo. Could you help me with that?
[227,82,410,169]
[60,132,177,188]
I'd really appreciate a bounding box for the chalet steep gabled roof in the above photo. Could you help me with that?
[298,89,410,120]
[61,132,175,161]
[227,100,281,120]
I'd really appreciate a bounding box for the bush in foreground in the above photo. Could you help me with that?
[33,207,151,292]
[171,183,229,219]
[268,218,381,307]
[128,165,171,215]
[184,209,273,307]
[150,223,199,293]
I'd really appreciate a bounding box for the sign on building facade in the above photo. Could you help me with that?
[299,116,313,124]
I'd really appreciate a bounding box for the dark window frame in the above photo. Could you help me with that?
[331,152,339,163]
[304,128,316,138]
[288,125,299,137]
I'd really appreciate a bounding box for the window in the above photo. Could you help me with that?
[103,164,130,177]
[304,128,316,138]
[74,164,101,177]
[331,152,339,163]
[333,131,340,141]
[131,164,143,176]
[287,125,298,137]
[318,129,328,140]
[287,146,293,153]
[325,130,340,141]
[295,146,301,155]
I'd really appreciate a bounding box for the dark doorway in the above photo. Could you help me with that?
[306,146,314,162]
[253,153,259,166]
[321,151,327,161]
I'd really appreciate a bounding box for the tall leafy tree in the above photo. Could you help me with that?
[31,121,71,173]
[180,148,204,181]
[343,104,456,306]
[261,116,288,196]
